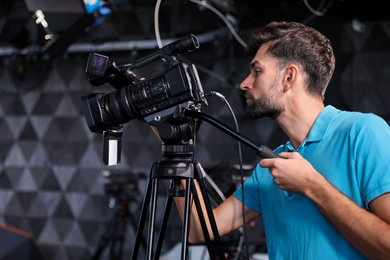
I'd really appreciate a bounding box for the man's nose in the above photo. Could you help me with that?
[240,75,252,90]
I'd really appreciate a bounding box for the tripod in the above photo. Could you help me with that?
[131,142,226,260]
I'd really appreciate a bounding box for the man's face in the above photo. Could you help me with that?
[240,44,285,119]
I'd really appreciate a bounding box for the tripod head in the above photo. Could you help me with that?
[148,104,199,162]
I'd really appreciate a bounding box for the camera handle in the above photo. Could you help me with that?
[185,110,283,159]
[130,151,225,260]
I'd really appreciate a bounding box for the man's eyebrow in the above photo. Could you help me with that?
[250,60,260,69]
[250,61,257,68]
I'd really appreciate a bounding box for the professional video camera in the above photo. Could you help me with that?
[81,34,280,167]
[81,34,208,165]
[81,34,207,135]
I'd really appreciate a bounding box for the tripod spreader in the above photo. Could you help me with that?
[184,110,283,159]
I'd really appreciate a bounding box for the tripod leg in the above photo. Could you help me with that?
[146,177,159,260]
[127,207,147,251]
[197,177,225,259]
[192,162,225,259]
[131,177,153,260]
[154,181,176,259]
[189,179,218,260]
[180,178,193,260]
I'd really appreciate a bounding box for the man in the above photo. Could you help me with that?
[176,21,390,259]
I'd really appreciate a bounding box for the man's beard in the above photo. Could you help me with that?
[245,95,283,119]
[245,77,284,120]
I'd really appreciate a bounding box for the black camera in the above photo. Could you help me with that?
[81,34,207,134]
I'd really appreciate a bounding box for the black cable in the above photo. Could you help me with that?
[207,91,250,260]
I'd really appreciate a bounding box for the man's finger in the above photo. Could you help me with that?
[259,158,276,168]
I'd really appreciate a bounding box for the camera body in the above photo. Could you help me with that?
[81,35,207,134]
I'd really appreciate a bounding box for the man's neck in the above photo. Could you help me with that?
[276,99,325,150]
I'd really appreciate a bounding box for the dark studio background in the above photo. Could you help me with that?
[1,0,390,259]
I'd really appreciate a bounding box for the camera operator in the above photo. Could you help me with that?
[174,21,390,259]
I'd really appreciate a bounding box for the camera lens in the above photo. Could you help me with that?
[104,87,139,125]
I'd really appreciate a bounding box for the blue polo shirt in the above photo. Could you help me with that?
[234,105,390,259]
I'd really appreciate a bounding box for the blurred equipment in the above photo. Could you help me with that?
[24,0,94,59]
[0,224,44,260]
[0,0,94,59]
[91,170,147,260]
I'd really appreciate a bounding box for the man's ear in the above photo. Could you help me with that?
[283,64,299,92]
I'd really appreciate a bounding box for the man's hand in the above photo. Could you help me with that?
[259,152,319,194]
[261,152,390,259]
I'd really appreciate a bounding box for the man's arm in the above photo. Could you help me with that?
[174,180,260,244]
[308,175,390,259]
[260,152,390,259]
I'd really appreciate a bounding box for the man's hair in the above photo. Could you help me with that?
[246,21,335,100]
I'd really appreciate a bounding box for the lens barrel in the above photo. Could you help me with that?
[104,87,139,125]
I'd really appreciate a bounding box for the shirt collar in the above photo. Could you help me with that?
[306,105,339,142]
[285,105,339,151]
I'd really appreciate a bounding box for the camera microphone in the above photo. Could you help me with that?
[162,34,199,56]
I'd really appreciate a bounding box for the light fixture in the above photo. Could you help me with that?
[34,10,54,41]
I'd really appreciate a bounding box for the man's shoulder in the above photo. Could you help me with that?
[330,108,386,127]
[331,109,390,140]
